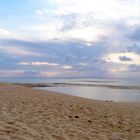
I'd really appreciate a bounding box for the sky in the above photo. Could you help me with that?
[0,0,140,78]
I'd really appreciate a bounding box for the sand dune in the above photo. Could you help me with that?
[0,83,140,140]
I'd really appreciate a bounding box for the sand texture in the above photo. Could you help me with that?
[0,83,140,140]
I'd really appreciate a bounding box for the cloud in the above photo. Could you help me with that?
[1,0,140,78]
[128,64,140,72]
[0,28,33,41]
[13,0,140,43]
[128,26,140,41]
[23,71,41,77]
[19,61,60,66]
[0,70,24,77]
[109,67,128,73]
[48,0,140,21]
[0,45,41,57]
[104,52,140,65]
[0,28,14,39]
[18,0,140,44]
[119,56,133,61]
[0,39,45,57]
[63,65,73,69]
[40,72,58,77]
[0,28,11,35]
[36,10,45,16]
[1,23,140,77]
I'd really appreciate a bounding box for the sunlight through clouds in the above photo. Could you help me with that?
[0,0,140,77]
[105,52,140,65]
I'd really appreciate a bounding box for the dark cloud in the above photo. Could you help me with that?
[1,21,140,77]
[0,37,109,77]
[0,38,107,63]
[119,56,133,61]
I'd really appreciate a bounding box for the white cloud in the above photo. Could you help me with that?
[0,28,12,38]
[104,52,140,65]
[0,46,41,56]
[49,0,118,16]
[79,63,88,66]
[61,26,106,42]
[36,10,45,16]
[20,61,60,66]
[22,0,140,42]
[21,21,108,42]
[1,0,140,78]
[109,67,128,73]
[2,0,140,42]
[48,0,140,20]
[40,71,58,77]
[63,65,73,69]
[0,28,11,35]
[21,23,62,40]
[0,28,38,41]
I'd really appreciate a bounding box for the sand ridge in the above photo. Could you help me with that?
[0,83,140,140]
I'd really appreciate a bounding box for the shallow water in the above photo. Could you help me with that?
[38,86,140,102]
[0,77,140,101]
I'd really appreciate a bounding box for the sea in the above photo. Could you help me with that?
[0,77,140,102]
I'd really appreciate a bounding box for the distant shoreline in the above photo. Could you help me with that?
[14,82,140,90]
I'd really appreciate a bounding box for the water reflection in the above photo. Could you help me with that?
[39,86,140,102]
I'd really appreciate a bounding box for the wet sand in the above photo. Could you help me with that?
[0,83,140,140]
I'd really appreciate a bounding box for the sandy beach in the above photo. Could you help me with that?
[0,83,140,140]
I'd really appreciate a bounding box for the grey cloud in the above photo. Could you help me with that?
[1,20,140,77]
[0,37,108,77]
[127,44,140,54]
[60,13,79,31]
[119,56,133,61]
[128,26,140,41]
[128,64,140,72]
[60,12,98,31]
